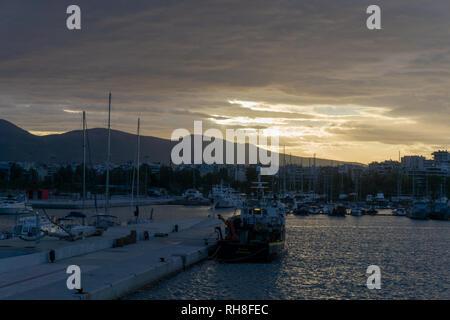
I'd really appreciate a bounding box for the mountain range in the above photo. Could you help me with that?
[0,119,360,167]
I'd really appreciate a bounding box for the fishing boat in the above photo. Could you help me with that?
[214,168,286,262]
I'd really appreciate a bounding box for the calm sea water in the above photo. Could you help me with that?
[126,214,449,300]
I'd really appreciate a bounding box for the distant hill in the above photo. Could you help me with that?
[0,119,361,167]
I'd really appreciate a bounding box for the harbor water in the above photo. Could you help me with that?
[126,214,449,300]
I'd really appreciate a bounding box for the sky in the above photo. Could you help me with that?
[0,0,449,164]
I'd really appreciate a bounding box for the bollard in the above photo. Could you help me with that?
[48,249,56,263]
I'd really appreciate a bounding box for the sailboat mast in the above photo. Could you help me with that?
[283,146,286,194]
[136,118,140,202]
[82,111,86,213]
[131,117,140,212]
[105,93,111,214]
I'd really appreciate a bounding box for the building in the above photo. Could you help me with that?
[401,156,425,170]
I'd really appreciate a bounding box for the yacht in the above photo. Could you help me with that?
[293,204,309,216]
[329,204,347,216]
[182,189,204,199]
[350,208,363,216]
[430,198,450,220]
[364,206,378,215]
[0,197,33,215]
[210,185,243,209]
[171,189,210,206]
[408,201,431,220]
[392,208,407,216]
[307,205,321,215]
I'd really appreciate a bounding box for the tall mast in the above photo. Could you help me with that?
[105,92,111,214]
[283,145,286,194]
[131,117,141,211]
[82,111,86,214]
[136,118,140,203]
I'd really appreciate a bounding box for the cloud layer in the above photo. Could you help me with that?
[0,0,449,163]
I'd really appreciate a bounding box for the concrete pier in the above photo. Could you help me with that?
[0,216,222,300]
[28,196,177,209]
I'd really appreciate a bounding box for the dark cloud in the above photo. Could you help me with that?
[0,0,449,162]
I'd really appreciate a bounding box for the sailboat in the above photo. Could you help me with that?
[92,93,120,230]
[128,118,152,224]
[11,111,100,242]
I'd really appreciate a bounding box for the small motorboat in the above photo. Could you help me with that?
[392,208,407,216]
[329,204,346,217]
[350,208,363,216]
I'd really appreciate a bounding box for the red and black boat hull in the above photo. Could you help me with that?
[215,240,285,263]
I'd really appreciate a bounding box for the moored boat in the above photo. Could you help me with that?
[392,208,407,216]
[329,204,346,216]
[214,169,286,262]
[0,196,32,215]
[350,208,363,216]
[430,199,450,220]
[408,201,431,220]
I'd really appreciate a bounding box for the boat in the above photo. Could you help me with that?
[365,206,378,215]
[0,196,33,215]
[320,205,332,214]
[350,208,363,216]
[408,201,431,220]
[171,189,210,206]
[392,208,407,216]
[91,214,120,230]
[214,168,286,262]
[430,198,450,220]
[182,188,203,199]
[12,214,57,241]
[210,185,243,209]
[307,205,321,215]
[329,204,346,216]
[279,195,297,214]
[293,203,309,216]
[12,211,101,241]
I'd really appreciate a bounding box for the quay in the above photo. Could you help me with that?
[28,196,177,209]
[0,215,222,300]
